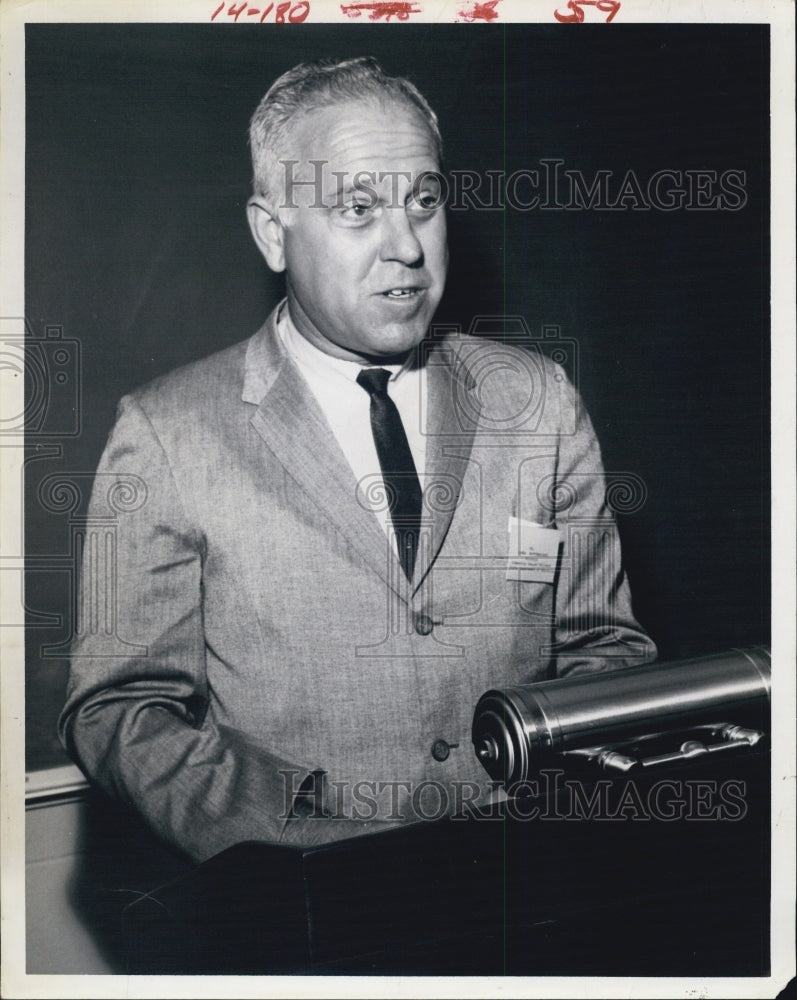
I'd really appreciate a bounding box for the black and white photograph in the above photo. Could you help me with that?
[1,1,794,996]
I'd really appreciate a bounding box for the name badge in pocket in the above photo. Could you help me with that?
[507,516,562,584]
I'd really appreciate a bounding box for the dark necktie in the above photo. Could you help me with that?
[356,368,422,581]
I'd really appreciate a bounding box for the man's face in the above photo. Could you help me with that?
[254,99,448,363]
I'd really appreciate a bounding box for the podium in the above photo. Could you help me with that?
[122,750,770,976]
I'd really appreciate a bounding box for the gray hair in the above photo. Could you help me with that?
[248,56,443,205]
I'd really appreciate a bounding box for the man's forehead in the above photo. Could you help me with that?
[286,98,439,172]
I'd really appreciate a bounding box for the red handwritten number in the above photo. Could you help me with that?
[554,0,620,23]
[289,0,310,20]
[600,0,621,21]
[211,0,309,21]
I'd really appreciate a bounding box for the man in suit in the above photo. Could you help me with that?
[59,57,656,863]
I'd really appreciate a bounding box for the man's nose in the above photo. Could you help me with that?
[379,208,424,266]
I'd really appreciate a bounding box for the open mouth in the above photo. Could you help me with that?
[382,287,424,299]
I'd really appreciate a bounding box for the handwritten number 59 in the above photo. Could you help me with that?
[554,0,620,23]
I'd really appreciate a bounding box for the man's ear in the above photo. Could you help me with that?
[247,196,287,273]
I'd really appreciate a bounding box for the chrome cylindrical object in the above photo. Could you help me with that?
[472,647,771,786]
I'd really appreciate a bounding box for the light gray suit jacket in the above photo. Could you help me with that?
[60,306,656,861]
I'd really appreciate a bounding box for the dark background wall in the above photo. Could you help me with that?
[25,23,770,769]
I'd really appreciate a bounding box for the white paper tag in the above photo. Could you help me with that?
[506,516,562,583]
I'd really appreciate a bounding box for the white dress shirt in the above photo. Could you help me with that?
[277,303,427,546]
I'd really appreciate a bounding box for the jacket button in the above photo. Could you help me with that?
[415,613,434,636]
[431,739,451,762]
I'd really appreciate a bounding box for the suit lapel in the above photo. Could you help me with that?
[412,336,481,593]
[244,308,407,597]
[242,310,481,600]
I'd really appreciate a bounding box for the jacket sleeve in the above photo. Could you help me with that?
[58,395,312,862]
[548,367,657,678]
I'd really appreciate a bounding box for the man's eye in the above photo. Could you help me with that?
[409,190,441,215]
[340,200,374,221]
